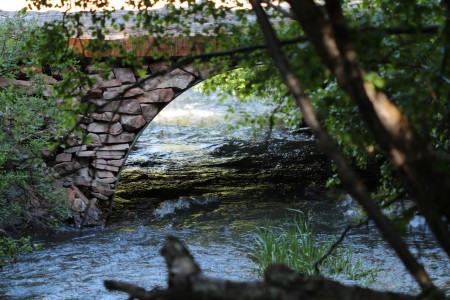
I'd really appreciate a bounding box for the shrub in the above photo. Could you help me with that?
[0,14,71,232]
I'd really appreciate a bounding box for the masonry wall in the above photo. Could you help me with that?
[51,62,205,226]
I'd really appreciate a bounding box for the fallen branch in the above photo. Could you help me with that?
[104,235,417,300]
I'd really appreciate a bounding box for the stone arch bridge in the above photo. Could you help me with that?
[0,9,273,226]
[55,59,217,226]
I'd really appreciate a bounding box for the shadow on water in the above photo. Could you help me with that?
[0,89,448,299]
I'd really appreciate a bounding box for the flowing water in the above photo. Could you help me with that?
[0,89,449,299]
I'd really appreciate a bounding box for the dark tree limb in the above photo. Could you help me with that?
[105,236,417,300]
[249,0,436,291]
[285,0,450,264]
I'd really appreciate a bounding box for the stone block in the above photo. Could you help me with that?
[64,145,87,154]
[53,161,82,175]
[95,151,126,159]
[76,151,97,157]
[95,177,117,184]
[77,115,94,124]
[92,181,111,190]
[97,144,130,151]
[181,65,201,77]
[65,137,82,147]
[74,176,92,187]
[89,112,120,122]
[85,88,103,99]
[92,188,115,196]
[93,163,120,172]
[107,159,124,167]
[103,85,144,100]
[56,153,72,162]
[98,99,142,115]
[148,62,170,73]
[71,197,87,212]
[91,192,109,201]
[121,114,146,130]
[99,133,135,144]
[95,170,116,178]
[137,88,174,104]
[87,133,102,147]
[77,167,91,178]
[93,159,107,165]
[86,65,112,75]
[114,68,136,84]
[87,122,108,133]
[142,68,195,91]
[87,122,123,135]
[95,79,123,89]
[141,104,160,122]
[82,204,103,226]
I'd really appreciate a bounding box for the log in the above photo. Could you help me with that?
[104,235,417,300]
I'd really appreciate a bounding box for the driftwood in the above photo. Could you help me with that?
[104,235,417,300]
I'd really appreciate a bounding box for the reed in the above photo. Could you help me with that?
[253,211,376,282]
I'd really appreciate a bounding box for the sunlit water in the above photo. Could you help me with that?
[1,89,449,299]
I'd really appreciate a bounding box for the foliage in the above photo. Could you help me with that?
[254,211,376,283]
[0,15,71,232]
[18,0,450,291]
[0,236,43,266]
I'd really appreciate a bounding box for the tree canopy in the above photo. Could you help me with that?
[8,0,450,296]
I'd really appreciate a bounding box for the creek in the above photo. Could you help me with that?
[0,89,448,299]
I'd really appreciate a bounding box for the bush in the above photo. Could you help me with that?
[0,14,71,232]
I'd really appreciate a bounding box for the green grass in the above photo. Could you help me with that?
[253,211,376,282]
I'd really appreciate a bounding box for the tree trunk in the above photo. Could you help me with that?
[286,0,450,260]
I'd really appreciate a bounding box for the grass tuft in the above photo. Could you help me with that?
[253,210,376,282]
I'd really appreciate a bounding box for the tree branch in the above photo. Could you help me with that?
[105,236,418,300]
[250,0,435,291]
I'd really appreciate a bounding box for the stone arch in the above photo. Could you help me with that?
[55,60,218,226]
